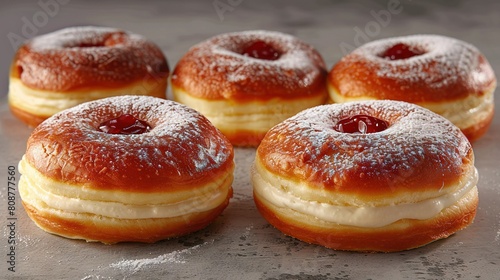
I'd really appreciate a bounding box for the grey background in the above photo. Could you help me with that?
[1,0,499,279]
[1,0,499,98]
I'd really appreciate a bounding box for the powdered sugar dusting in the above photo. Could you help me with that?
[259,100,472,196]
[29,26,122,50]
[172,30,326,99]
[349,34,485,90]
[25,96,233,190]
[18,26,168,91]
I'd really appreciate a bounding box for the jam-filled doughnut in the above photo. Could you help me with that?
[19,96,234,244]
[8,26,169,127]
[171,30,328,147]
[328,34,496,142]
[252,100,478,252]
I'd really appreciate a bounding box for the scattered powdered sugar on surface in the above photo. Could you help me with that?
[15,234,41,247]
[172,30,326,98]
[79,241,212,279]
[27,96,232,185]
[109,248,186,271]
[260,100,471,194]
[349,34,483,89]
[108,242,209,273]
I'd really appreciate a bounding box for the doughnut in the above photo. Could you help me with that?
[18,96,234,244]
[8,26,169,127]
[328,34,496,142]
[252,100,478,252]
[171,30,328,146]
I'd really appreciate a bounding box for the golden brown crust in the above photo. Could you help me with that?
[24,96,234,192]
[328,55,496,102]
[22,189,232,244]
[12,26,169,92]
[20,96,234,243]
[328,35,496,103]
[9,27,169,127]
[253,100,478,251]
[171,30,327,102]
[172,31,328,147]
[256,101,473,198]
[328,35,496,142]
[461,108,494,142]
[254,188,478,252]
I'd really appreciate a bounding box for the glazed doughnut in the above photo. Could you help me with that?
[171,30,328,146]
[328,34,496,142]
[252,100,478,252]
[19,96,234,244]
[9,26,169,127]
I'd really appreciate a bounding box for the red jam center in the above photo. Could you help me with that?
[242,41,280,60]
[381,43,424,60]
[77,43,104,48]
[99,114,151,134]
[334,114,389,134]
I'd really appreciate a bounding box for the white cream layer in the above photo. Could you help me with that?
[8,78,166,117]
[328,84,495,131]
[424,90,494,130]
[172,86,325,133]
[19,160,231,220]
[252,164,478,228]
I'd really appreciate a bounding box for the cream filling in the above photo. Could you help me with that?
[8,78,166,117]
[424,90,494,129]
[172,86,325,132]
[18,157,230,205]
[252,165,478,228]
[328,84,495,130]
[19,165,231,220]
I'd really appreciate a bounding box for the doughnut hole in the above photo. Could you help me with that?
[98,114,152,135]
[334,114,389,134]
[75,42,106,48]
[381,43,425,60]
[69,32,128,48]
[241,40,282,60]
